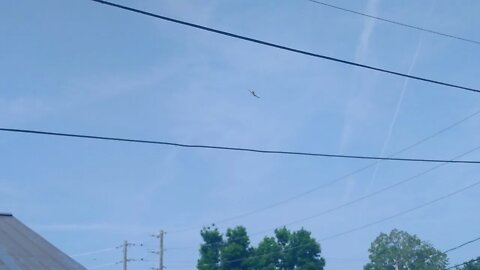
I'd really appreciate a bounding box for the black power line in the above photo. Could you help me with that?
[168,143,480,248]
[2,127,480,164]
[447,258,480,270]
[307,0,480,46]
[444,236,480,253]
[248,145,480,238]
[319,179,480,242]
[89,0,480,94]
[443,236,480,269]
[168,109,480,234]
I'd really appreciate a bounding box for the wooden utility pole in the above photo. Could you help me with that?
[123,240,128,270]
[159,230,164,270]
[151,230,165,270]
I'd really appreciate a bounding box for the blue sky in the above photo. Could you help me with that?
[1,0,480,269]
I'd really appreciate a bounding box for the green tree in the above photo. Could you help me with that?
[252,236,282,270]
[457,257,480,270]
[197,225,223,270]
[284,228,325,270]
[252,227,325,270]
[221,226,252,270]
[364,229,448,270]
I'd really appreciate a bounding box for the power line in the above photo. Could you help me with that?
[444,236,480,253]
[2,127,480,164]
[248,144,480,238]
[168,142,480,249]
[447,258,480,270]
[307,0,480,46]
[444,236,480,270]
[166,108,480,234]
[89,0,480,94]
[319,179,480,242]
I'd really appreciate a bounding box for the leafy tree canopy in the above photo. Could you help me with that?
[364,229,448,270]
[221,226,252,270]
[198,225,223,270]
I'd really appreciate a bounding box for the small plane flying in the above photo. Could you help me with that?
[249,90,260,98]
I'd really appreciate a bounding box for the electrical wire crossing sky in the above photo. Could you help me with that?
[1,127,480,164]
[91,0,480,94]
[306,0,480,45]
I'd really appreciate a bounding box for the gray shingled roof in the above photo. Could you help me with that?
[0,213,87,270]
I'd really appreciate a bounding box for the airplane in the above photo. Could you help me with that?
[249,90,260,98]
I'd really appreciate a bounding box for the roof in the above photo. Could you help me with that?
[0,214,87,270]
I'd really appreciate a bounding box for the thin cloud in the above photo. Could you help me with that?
[70,247,116,258]
[338,0,379,154]
[354,0,379,63]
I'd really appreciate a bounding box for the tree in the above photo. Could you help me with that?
[364,229,448,270]
[251,227,325,270]
[456,257,480,270]
[197,226,325,270]
[252,236,282,270]
[271,227,325,270]
[221,226,253,270]
[197,225,223,270]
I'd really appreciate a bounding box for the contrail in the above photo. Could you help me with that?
[359,0,435,221]
[367,38,424,190]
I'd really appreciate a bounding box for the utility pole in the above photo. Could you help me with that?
[123,240,128,270]
[151,230,165,270]
[159,230,164,270]
[116,240,143,269]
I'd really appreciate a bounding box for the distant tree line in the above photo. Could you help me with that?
[197,226,479,270]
